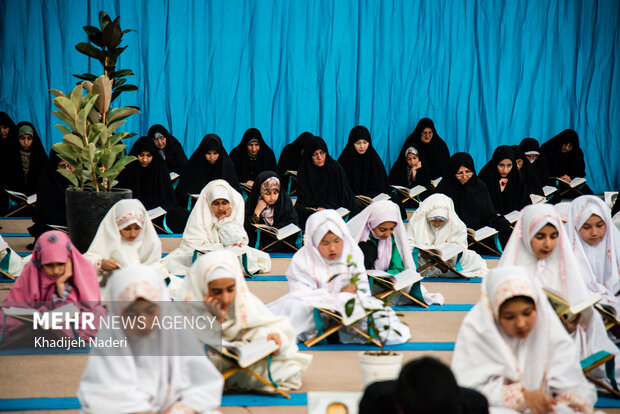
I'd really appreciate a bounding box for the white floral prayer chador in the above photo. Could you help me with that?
[497,204,620,389]
[175,250,312,391]
[453,266,598,414]
[163,180,271,277]
[406,194,488,278]
[268,209,411,344]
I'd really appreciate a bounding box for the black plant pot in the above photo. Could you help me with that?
[66,188,132,253]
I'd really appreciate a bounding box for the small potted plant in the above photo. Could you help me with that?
[330,255,406,388]
[50,11,140,251]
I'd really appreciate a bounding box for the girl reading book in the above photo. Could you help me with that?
[164,179,271,276]
[388,144,433,196]
[229,128,278,186]
[268,209,410,344]
[396,118,450,181]
[406,194,488,278]
[176,250,312,392]
[0,230,103,343]
[78,265,223,413]
[84,199,168,285]
[347,199,444,305]
[567,195,620,314]
[498,204,620,388]
[452,266,596,413]
[244,171,298,251]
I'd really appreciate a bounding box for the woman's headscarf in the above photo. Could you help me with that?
[566,196,620,311]
[478,145,530,215]
[396,118,450,180]
[452,266,596,408]
[175,134,240,206]
[229,128,278,183]
[85,199,162,270]
[407,193,468,248]
[147,124,188,174]
[244,171,298,231]
[347,200,414,271]
[540,129,587,178]
[337,126,390,197]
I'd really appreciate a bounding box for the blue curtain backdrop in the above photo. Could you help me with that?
[1,0,618,192]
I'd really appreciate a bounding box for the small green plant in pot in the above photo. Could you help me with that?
[329,256,407,387]
[50,11,140,251]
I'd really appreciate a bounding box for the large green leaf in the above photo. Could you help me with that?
[75,94,99,136]
[102,18,122,49]
[53,96,77,121]
[344,298,356,317]
[106,106,140,123]
[53,142,79,162]
[112,84,138,93]
[109,69,134,79]
[63,133,85,150]
[99,11,112,30]
[112,78,126,88]
[73,73,97,82]
[75,42,106,60]
[106,119,126,134]
[52,110,76,131]
[50,89,66,98]
[82,25,100,36]
[109,132,130,146]
[109,45,128,60]
[69,84,83,113]
[57,168,79,187]
[92,76,112,114]
[54,124,72,135]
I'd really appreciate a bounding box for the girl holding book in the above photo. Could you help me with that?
[567,195,620,314]
[498,204,620,388]
[164,179,271,276]
[84,199,168,286]
[78,265,223,414]
[388,144,433,197]
[268,209,410,344]
[244,171,298,251]
[406,194,488,278]
[347,199,444,305]
[396,118,450,181]
[0,230,103,342]
[176,250,312,392]
[452,266,596,413]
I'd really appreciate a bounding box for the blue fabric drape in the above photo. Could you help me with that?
[1,0,618,192]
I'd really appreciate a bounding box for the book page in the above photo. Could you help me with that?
[336,207,350,218]
[222,338,278,368]
[570,177,586,188]
[276,223,300,240]
[5,190,28,201]
[569,293,602,317]
[431,177,443,187]
[543,185,557,197]
[169,172,180,181]
[147,206,167,220]
[504,210,520,223]
[2,306,38,316]
[391,267,422,290]
[372,193,391,202]
[474,226,498,241]
[285,170,297,177]
[530,194,547,204]
[409,185,426,198]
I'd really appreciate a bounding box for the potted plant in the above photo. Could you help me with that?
[50,11,140,252]
[330,255,407,388]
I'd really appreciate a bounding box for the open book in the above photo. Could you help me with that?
[356,193,391,205]
[169,172,180,181]
[5,190,36,205]
[390,185,426,199]
[467,226,498,242]
[504,210,520,224]
[367,267,422,291]
[556,177,586,188]
[543,287,602,322]
[240,183,253,193]
[543,185,557,197]
[147,206,167,220]
[2,302,80,324]
[285,170,297,177]
[307,295,378,326]
[253,223,300,240]
[415,242,465,262]
[430,177,443,188]
[215,338,279,368]
[306,207,350,218]
[530,194,548,204]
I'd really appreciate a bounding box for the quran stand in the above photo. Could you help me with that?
[371,279,428,308]
[557,180,585,198]
[303,309,382,348]
[254,229,299,252]
[4,202,33,217]
[467,235,503,256]
[581,351,620,397]
[221,358,291,399]
[152,222,172,234]
[415,251,469,280]
[0,268,15,280]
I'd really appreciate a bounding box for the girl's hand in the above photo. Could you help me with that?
[499,178,508,192]
[55,259,74,296]
[560,313,581,334]
[203,293,225,321]
[254,199,268,217]
[523,389,556,414]
[247,180,254,186]
[559,174,571,183]
[101,258,121,272]
[267,333,282,356]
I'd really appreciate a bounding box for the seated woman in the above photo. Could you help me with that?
[337,126,393,207]
[388,144,433,207]
[147,124,188,174]
[478,145,530,215]
[276,131,312,194]
[498,204,620,388]
[567,196,620,314]
[175,134,240,209]
[176,250,312,392]
[435,152,512,249]
[0,235,25,278]
[118,137,189,233]
[406,194,488,278]
[244,171,298,251]
[396,118,450,181]
[452,266,596,413]
[229,128,278,187]
[164,179,271,276]
[520,137,551,187]
[347,200,444,305]
[268,209,411,344]
[84,199,168,286]
[294,136,359,228]
[78,265,223,414]
[540,129,594,198]
[0,231,103,344]
[28,151,72,242]
[5,121,48,197]
[511,144,544,197]
[0,112,18,215]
